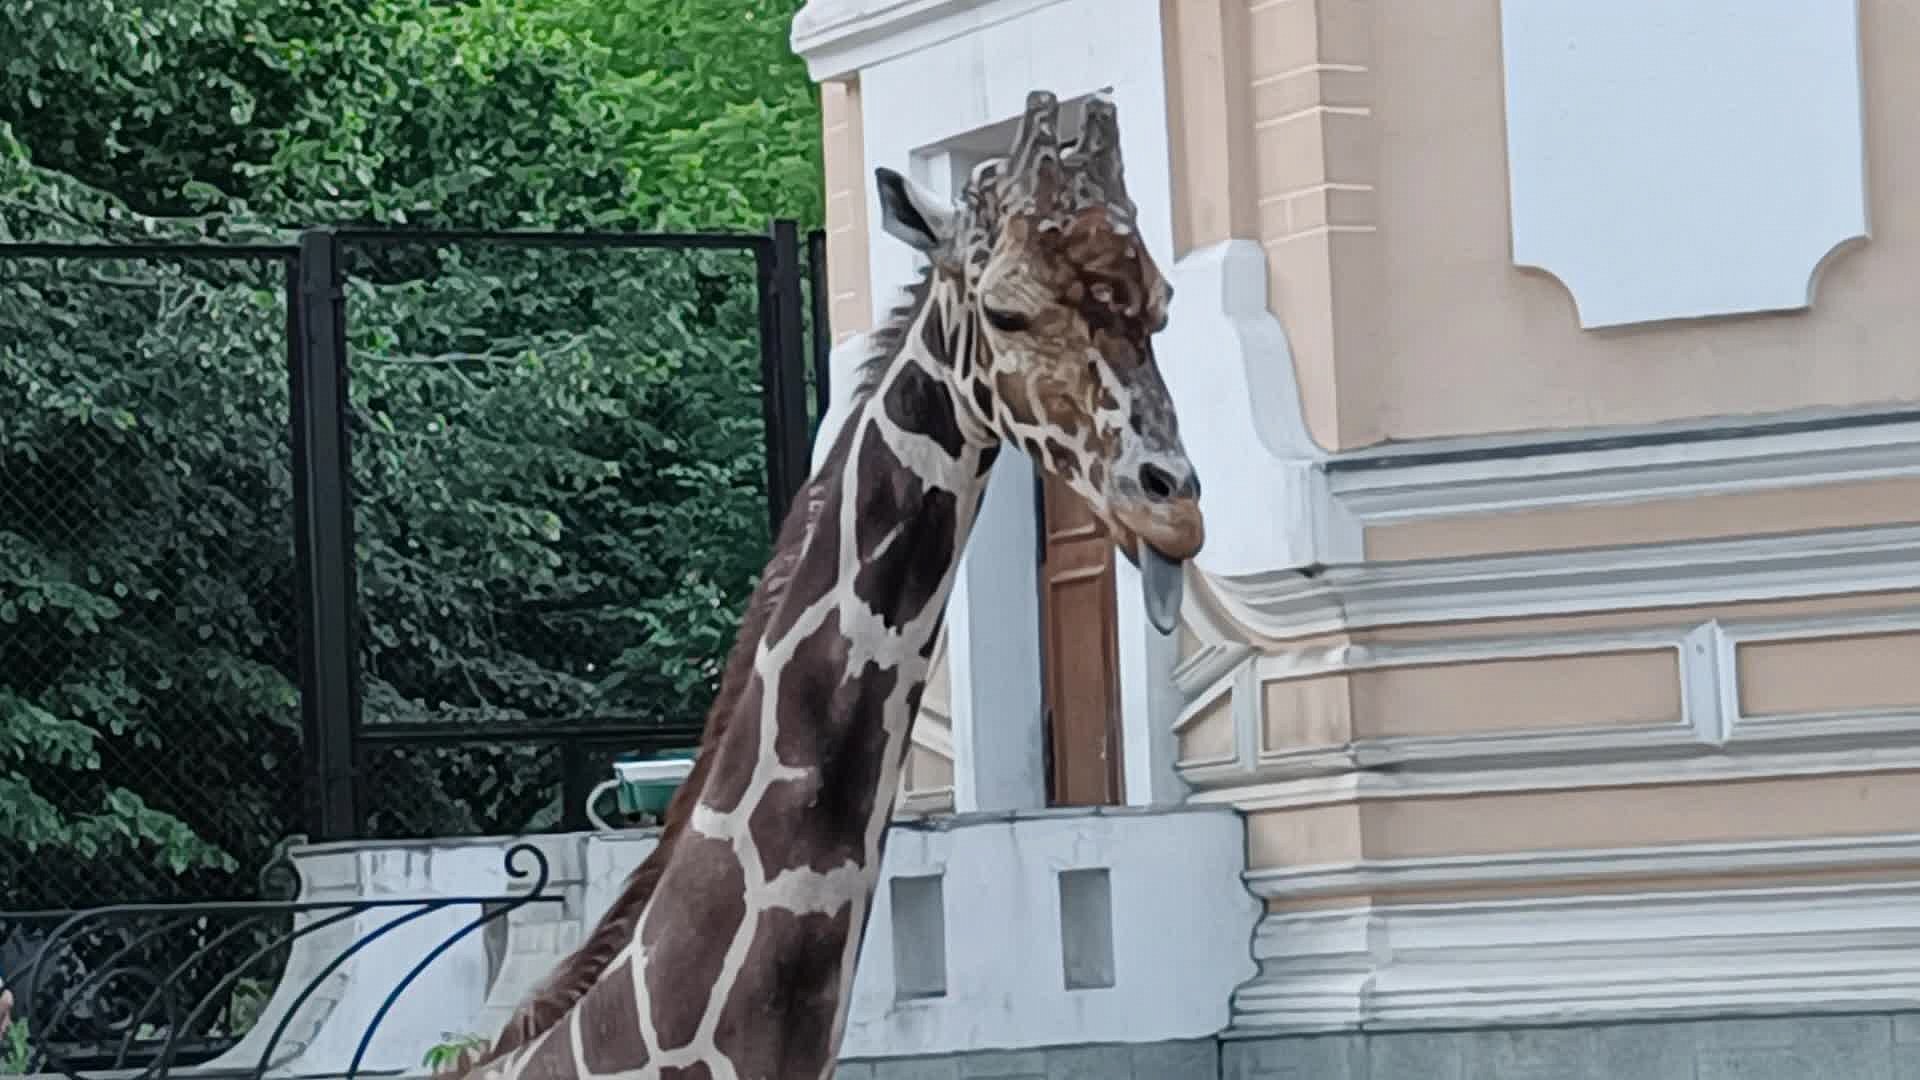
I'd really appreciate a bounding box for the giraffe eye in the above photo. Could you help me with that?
[982,307,1030,333]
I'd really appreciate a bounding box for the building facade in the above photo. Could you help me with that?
[793,0,1920,1075]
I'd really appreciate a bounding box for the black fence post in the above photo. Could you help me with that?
[290,230,364,843]
[757,220,813,533]
[806,228,832,428]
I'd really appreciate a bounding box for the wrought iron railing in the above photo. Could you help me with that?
[3,843,557,1080]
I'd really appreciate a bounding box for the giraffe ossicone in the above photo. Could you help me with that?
[459,87,1203,1080]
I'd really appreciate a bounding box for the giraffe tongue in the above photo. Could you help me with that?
[1141,544,1183,636]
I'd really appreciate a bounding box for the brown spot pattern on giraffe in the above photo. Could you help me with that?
[570,959,645,1076]
[850,432,959,630]
[711,906,853,1080]
[852,429,912,562]
[658,1067,713,1080]
[458,434,872,1077]
[515,1025,588,1080]
[1043,438,1079,483]
[640,834,750,1050]
[755,613,899,876]
[917,303,949,366]
[994,370,1038,428]
[761,484,844,646]
[881,357,966,459]
[701,670,762,816]
[771,616,850,771]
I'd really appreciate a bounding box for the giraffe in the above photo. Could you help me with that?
[460,88,1205,1080]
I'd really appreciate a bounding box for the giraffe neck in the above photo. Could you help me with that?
[490,277,995,1080]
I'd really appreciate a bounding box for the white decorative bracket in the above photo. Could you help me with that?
[1499,0,1868,329]
[1154,239,1348,577]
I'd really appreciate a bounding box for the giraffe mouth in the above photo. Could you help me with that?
[1140,543,1184,635]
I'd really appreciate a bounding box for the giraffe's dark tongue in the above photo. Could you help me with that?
[1141,545,1183,635]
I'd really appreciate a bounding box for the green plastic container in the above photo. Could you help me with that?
[614,748,697,817]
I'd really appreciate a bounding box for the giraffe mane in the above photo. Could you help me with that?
[458,262,941,1077]
[848,265,936,403]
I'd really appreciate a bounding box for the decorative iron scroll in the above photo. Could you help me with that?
[3,842,555,1080]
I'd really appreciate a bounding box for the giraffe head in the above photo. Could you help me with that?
[874,89,1203,633]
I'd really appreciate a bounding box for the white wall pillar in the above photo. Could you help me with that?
[946,452,1048,811]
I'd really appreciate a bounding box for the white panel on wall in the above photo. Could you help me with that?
[1499,0,1868,329]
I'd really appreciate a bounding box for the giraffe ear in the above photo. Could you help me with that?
[875,167,957,254]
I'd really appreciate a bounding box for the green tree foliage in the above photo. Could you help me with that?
[0,0,816,905]
[518,0,824,229]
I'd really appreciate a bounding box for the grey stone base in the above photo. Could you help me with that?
[835,1014,1920,1079]
[1224,1012,1920,1080]
[841,1039,1217,1079]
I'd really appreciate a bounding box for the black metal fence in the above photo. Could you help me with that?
[0,223,827,913]
[2,843,558,1080]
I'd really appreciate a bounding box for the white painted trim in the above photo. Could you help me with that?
[1246,626,1690,681]
[1190,741,1920,811]
[1328,411,1920,526]
[1246,831,1920,900]
[1681,621,1731,745]
[1234,874,1920,1034]
[1155,240,1339,577]
[1198,522,1920,642]
[1177,603,1920,804]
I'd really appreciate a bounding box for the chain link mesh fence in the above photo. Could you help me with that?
[1,251,304,911]
[3,228,824,897]
[340,236,786,839]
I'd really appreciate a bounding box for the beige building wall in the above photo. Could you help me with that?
[819,77,873,346]
[1220,0,1920,452]
[803,0,1920,1031]
[1151,0,1920,1026]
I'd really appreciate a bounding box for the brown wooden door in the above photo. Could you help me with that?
[1036,467,1125,806]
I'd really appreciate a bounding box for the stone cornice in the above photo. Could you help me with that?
[790,0,1067,81]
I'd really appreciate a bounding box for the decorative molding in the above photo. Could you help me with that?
[1179,603,1920,803]
[1199,522,1920,643]
[1191,739,1920,813]
[1155,240,1333,578]
[1498,0,1868,329]
[1245,831,1920,901]
[1329,410,1920,526]
[790,0,1067,81]
[1235,870,1920,1034]
[1682,621,1731,745]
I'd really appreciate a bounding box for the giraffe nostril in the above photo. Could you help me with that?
[1139,463,1178,501]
